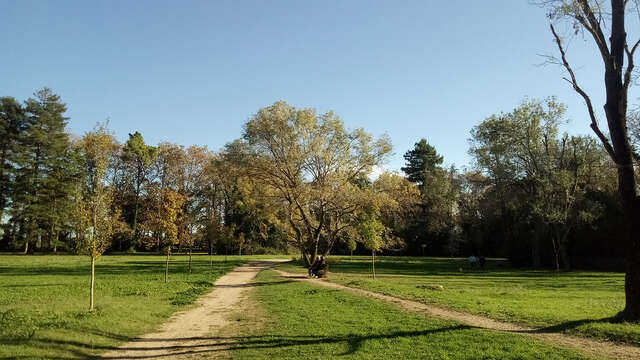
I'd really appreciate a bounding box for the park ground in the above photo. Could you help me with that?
[1,255,638,359]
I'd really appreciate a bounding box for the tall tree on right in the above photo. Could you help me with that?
[540,0,640,319]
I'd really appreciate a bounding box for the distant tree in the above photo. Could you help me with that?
[401,139,443,187]
[356,210,387,279]
[534,135,606,270]
[0,97,27,224]
[373,172,421,243]
[121,131,156,249]
[346,194,404,278]
[470,98,608,269]
[178,145,213,271]
[401,140,456,254]
[151,142,185,252]
[141,187,184,282]
[10,88,74,253]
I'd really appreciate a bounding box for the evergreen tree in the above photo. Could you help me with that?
[10,88,74,253]
[121,131,156,249]
[401,139,443,187]
[0,97,27,224]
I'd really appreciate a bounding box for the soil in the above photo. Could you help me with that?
[101,259,288,360]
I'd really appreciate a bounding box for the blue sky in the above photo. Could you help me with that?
[2,0,634,172]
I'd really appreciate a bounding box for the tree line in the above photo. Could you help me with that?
[0,89,634,310]
[0,90,632,272]
[0,89,293,260]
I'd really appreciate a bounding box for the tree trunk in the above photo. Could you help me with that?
[551,236,560,272]
[23,238,29,255]
[165,252,170,283]
[209,242,213,268]
[53,232,58,253]
[559,230,571,271]
[372,249,376,279]
[606,0,640,320]
[531,220,544,268]
[188,248,192,274]
[300,246,311,267]
[89,256,95,312]
[132,182,140,249]
[623,202,640,319]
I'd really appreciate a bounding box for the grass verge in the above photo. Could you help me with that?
[224,269,592,359]
[0,254,262,359]
[276,256,638,345]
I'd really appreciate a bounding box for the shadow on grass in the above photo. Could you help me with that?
[284,258,624,281]
[532,315,632,334]
[2,325,469,359]
[214,280,296,289]
[0,259,246,277]
[0,283,68,288]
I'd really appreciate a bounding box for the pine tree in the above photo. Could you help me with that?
[401,139,443,187]
[0,97,27,226]
[10,88,74,253]
[120,131,156,250]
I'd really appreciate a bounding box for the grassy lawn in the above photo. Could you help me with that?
[224,270,592,359]
[0,254,278,359]
[276,256,639,345]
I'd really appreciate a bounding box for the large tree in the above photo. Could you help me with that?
[0,97,27,224]
[238,101,392,267]
[470,98,607,269]
[540,0,640,319]
[10,88,75,253]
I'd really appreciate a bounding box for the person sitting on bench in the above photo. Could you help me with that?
[310,256,328,278]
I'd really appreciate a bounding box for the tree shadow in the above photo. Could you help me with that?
[528,315,634,334]
[0,259,247,277]
[2,325,470,359]
[214,280,296,289]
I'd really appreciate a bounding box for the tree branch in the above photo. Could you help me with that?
[624,39,640,91]
[550,23,617,160]
[576,0,612,67]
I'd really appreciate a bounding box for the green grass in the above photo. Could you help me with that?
[277,256,639,345]
[224,270,592,359]
[0,254,280,359]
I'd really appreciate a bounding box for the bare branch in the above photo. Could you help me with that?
[576,0,613,68]
[624,38,640,90]
[550,23,617,160]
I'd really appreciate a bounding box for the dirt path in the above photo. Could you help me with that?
[275,270,640,360]
[101,260,288,360]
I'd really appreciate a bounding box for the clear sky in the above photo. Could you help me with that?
[2,0,635,172]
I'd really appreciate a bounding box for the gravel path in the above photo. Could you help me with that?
[101,260,288,360]
[275,270,640,360]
